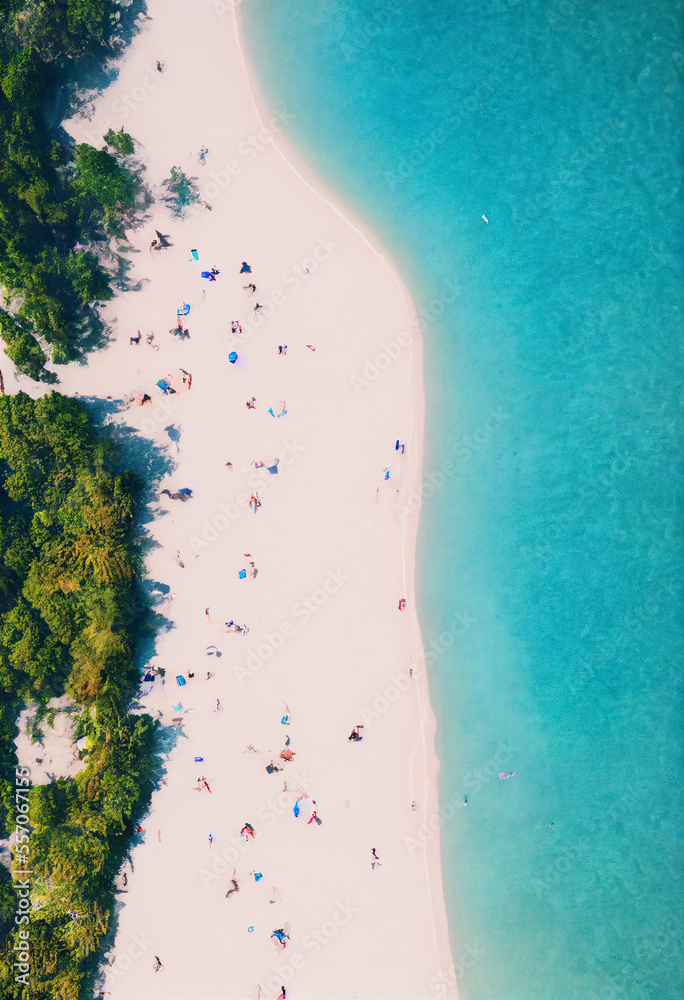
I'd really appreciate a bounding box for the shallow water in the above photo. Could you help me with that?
[243,2,683,996]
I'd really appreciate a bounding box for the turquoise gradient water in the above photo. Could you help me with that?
[242,3,683,997]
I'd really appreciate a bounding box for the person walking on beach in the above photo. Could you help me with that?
[371,848,381,869]
[215,698,223,712]
[307,801,318,825]
[154,956,163,972]
[277,987,287,999]
[208,833,214,848]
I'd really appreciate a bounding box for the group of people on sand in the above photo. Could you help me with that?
[133,245,395,999]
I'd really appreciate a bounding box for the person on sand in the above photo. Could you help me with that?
[348,725,363,742]
[208,833,213,847]
[246,397,257,409]
[249,561,258,579]
[215,698,223,712]
[154,956,163,972]
[254,302,263,313]
[307,801,318,825]
[156,61,164,73]
[270,928,289,951]
[371,848,381,869]
[240,261,252,273]
[243,282,256,293]
[278,344,288,355]
[241,822,255,840]
[225,871,240,898]
[130,330,140,345]
[206,671,215,680]
[277,987,287,1000]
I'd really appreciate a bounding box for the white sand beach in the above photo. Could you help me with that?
[3,2,456,997]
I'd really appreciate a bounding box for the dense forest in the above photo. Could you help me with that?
[0,3,155,997]
[0,392,155,1000]
[0,0,141,381]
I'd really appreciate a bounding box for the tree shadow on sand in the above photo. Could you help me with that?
[77,394,178,661]
[91,715,186,995]
[78,395,175,492]
[46,0,150,133]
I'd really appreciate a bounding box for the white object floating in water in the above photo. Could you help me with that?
[482,215,489,223]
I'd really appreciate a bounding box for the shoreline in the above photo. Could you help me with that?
[233,6,454,992]
[1,1,457,996]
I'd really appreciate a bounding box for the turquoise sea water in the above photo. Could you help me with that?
[242,3,683,997]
